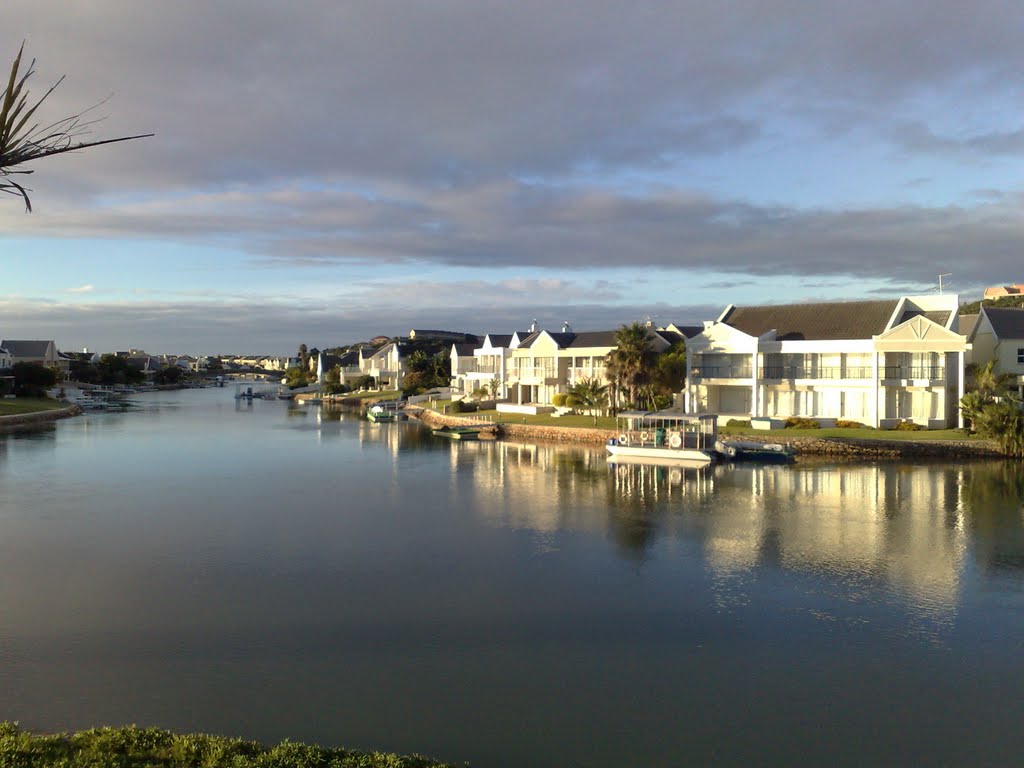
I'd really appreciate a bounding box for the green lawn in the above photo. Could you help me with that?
[342,389,401,401]
[718,425,979,441]
[423,402,980,441]
[0,398,65,416]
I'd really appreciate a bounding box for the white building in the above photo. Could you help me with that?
[685,295,970,429]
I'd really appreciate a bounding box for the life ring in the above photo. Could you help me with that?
[640,432,649,442]
[619,433,630,445]
[669,433,683,449]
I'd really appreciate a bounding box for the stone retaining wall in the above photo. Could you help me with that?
[0,404,82,431]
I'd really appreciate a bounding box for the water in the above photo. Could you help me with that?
[1,388,1023,766]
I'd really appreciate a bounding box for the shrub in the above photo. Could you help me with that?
[726,419,751,428]
[552,393,568,408]
[451,400,478,414]
[835,419,868,429]
[322,383,349,395]
[785,417,821,429]
[892,420,925,431]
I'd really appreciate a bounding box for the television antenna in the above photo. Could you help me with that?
[937,273,952,294]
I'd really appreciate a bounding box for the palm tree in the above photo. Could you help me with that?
[566,376,608,426]
[605,322,657,412]
[1,43,152,211]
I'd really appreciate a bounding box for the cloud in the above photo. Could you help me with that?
[66,284,94,293]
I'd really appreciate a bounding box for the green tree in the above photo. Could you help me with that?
[298,344,309,371]
[971,394,1024,458]
[284,365,310,388]
[12,361,56,396]
[95,354,144,385]
[566,376,609,425]
[153,365,184,385]
[1,43,151,211]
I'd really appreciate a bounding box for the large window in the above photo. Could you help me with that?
[1017,348,1024,365]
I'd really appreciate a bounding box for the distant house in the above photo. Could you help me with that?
[409,329,480,344]
[983,284,1024,299]
[1,340,69,374]
[0,345,12,369]
[685,294,970,429]
[965,306,1024,381]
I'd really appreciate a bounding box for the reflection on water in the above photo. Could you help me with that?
[427,433,1024,620]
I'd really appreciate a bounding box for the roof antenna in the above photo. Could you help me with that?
[937,273,952,294]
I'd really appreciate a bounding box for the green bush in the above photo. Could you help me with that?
[785,417,821,429]
[451,400,478,413]
[552,393,567,407]
[322,383,349,395]
[835,419,869,429]
[726,419,751,427]
[892,420,925,431]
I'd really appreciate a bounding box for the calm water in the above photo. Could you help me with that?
[2,388,1024,766]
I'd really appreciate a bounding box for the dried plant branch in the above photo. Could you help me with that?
[0,42,153,211]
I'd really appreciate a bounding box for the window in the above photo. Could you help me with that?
[1018,348,1024,365]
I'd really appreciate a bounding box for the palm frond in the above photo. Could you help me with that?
[0,42,153,211]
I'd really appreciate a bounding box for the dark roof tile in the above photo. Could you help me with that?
[722,300,899,341]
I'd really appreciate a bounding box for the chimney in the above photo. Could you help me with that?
[529,318,538,332]
[562,321,572,333]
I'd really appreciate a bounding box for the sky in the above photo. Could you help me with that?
[1,1,1022,355]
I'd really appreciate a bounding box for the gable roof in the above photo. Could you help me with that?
[1,340,54,357]
[721,300,899,341]
[451,343,477,356]
[483,334,514,348]
[565,330,618,348]
[898,309,952,327]
[958,313,979,338]
[983,307,1024,339]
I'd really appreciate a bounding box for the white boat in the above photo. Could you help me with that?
[606,411,720,466]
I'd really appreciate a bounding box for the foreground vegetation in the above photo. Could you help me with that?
[0,722,461,767]
[0,397,65,416]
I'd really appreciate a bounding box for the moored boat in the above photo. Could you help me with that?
[432,425,483,440]
[715,439,796,463]
[606,411,720,466]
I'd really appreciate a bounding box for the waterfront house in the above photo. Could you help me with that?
[450,331,532,400]
[965,306,1024,385]
[684,294,970,428]
[0,345,12,369]
[359,342,407,389]
[503,324,674,411]
[1,339,69,374]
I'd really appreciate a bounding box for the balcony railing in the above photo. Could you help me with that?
[760,366,874,380]
[509,366,556,380]
[883,366,945,380]
[692,365,752,379]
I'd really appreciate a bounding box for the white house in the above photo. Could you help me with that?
[359,342,406,389]
[1,339,69,374]
[685,295,970,429]
[965,306,1024,381]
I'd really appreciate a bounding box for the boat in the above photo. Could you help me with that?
[432,425,483,440]
[715,439,796,463]
[606,411,720,466]
[367,405,398,422]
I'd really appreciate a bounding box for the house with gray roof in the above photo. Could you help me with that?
[1,340,69,374]
[685,295,970,429]
[965,306,1024,382]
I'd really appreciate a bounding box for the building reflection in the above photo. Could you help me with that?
[411,429,1024,615]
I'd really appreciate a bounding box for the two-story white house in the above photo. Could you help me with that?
[685,295,970,428]
[450,331,532,400]
[359,342,406,389]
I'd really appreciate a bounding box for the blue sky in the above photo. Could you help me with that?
[2,1,1022,354]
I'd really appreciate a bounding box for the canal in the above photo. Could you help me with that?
[1,387,1022,766]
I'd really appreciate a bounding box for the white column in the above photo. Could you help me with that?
[750,350,759,418]
[872,351,880,428]
[956,350,965,429]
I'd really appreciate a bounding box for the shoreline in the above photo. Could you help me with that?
[406,406,1006,460]
[0,404,82,431]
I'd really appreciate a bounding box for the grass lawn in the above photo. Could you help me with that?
[0,398,65,416]
[718,425,979,441]
[423,402,981,441]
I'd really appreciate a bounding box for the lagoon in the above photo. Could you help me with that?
[1,388,1023,766]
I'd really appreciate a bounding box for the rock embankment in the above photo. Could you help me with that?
[0,404,82,430]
